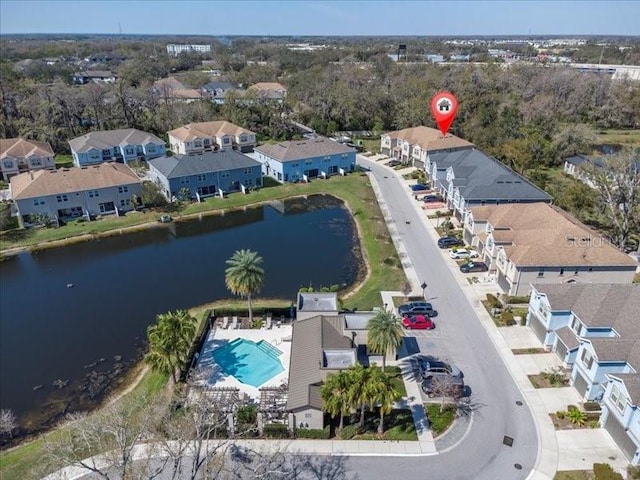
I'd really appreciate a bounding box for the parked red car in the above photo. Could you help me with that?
[402,315,435,330]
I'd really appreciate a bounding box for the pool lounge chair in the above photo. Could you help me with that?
[266,315,272,330]
[231,316,238,329]
[221,317,229,329]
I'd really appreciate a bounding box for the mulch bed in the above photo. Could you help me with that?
[512,348,547,355]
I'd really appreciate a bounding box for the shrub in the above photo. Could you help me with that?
[296,427,330,439]
[567,408,586,427]
[588,419,600,428]
[486,294,501,309]
[263,423,290,439]
[236,404,257,425]
[627,465,640,479]
[567,404,578,412]
[500,310,515,326]
[593,463,624,480]
[504,295,531,304]
[583,401,601,412]
[556,410,566,420]
[338,424,358,440]
[542,368,566,387]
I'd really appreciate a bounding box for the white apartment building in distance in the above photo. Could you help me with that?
[166,44,211,56]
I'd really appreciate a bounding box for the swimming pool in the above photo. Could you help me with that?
[212,338,284,388]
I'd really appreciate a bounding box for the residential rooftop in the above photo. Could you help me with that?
[297,292,339,312]
[386,125,474,152]
[470,203,636,267]
[68,129,164,153]
[168,121,254,142]
[147,151,261,178]
[1,138,54,159]
[256,137,354,162]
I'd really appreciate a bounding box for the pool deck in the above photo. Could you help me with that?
[193,325,293,400]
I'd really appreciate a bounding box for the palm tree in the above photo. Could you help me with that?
[225,249,264,323]
[367,310,403,371]
[347,364,371,429]
[320,371,351,432]
[367,367,401,435]
[145,310,197,383]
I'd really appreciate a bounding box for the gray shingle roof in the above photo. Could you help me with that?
[69,129,164,153]
[555,326,580,350]
[608,373,640,405]
[286,315,352,411]
[147,150,261,178]
[431,149,552,202]
[533,284,640,337]
[588,339,640,369]
[255,137,354,162]
[564,154,606,169]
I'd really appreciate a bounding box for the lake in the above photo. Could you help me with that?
[0,194,361,435]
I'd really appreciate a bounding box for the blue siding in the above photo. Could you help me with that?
[73,143,166,167]
[167,165,262,199]
[257,152,356,183]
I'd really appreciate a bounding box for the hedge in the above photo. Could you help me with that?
[263,423,290,439]
[295,427,330,439]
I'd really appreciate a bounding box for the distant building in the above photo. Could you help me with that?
[166,44,211,56]
[201,81,242,104]
[152,77,204,103]
[0,138,55,181]
[449,54,470,62]
[72,70,117,84]
[254,136,355,183]
[69,129,166,167]
[246,82,287,102]
[10,163,142,224]
[168,121,256,155]
[425,54,444,63]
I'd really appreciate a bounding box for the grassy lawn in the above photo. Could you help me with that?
[425,403,456,437]
[0,369,169,480]
[1,173,405,310]
[553,471,594,480]
[338,409,417,441]
[596,128,640,146]
[359,138,380,154]
[54,154,74,168]
[385,366,408,398]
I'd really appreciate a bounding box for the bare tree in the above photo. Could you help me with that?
[425,375,464,413]
[0,409,17,438]
[580,147,640,248]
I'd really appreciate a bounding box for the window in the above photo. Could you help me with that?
[119,199,130,207]
[118,186,129,193]
[305,160,313,165]
[88,190,99,198]
[244,168,251,174]
[3,160,13,168]
[33,198,45,206]
[56,194,68,203]
[31,158,42,166]
[181,178,190,184]
[197,174,206,181]
[610,385,627,413]
[223,138,230,144]
[240,135,247,142]
[581,349,594,370]
[291,163,299,167]
[537,268,545,278]
[102,149,111,156]
[571,317,581,334]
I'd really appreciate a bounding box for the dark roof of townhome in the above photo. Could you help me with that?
[431,148,552,202]
[69,129,164,153]
[147,150,261,178]
[202,81,238,91]
[587,338,640,369]
[286,315,352,411]
[10,163,140,199]
[555,326,580,351]
[564,154,606,169]
[608,373,640,405]
[532,284,640,336]
[255,137,354,162]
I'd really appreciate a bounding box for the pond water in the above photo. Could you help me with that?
[0,194,360,435]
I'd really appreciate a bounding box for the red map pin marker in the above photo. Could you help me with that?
[430,91,458,136]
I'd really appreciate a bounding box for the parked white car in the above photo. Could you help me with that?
[449,248,479,259]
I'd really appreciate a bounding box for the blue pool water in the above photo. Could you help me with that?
[212,339,284,388]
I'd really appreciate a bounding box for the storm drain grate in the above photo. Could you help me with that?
[503,435,514,447]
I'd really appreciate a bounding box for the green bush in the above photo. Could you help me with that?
[486,294,502,309]
[296,427,330,439]
[567,408,586,426]
[338,424,358,440]
[556,410,566,420]
[567,404,578,412]
[627,465,640,479]
[236,404,257,425]
[583,401,601,411]
[263,423,290,439]
[504,295,531,304]
[500,310,515,326]
[593,463,623,480]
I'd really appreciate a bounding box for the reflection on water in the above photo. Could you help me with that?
[0,194,361,436]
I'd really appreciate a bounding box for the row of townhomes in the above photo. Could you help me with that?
[380,126,639,465]
[5,120,355,225]
[527,284,640,465]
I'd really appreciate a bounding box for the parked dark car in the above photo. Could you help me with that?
[411,183,430,192]
[418,358,464,379]
[387,160,401,167]
[421,372,465,399]
[346,142,364,152]
[422,194,443,203]
[437,236,464,249]
[397,301,436,317]
[459,261,489,273]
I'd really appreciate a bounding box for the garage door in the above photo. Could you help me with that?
[497,272,511,294]
[604,413,638,462]
[573,372,589,398]
[529,315,547,344]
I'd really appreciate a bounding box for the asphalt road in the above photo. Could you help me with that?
[68,159,540,480]
[344,156,539,480]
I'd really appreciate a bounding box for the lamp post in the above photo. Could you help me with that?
[421,282,428,300]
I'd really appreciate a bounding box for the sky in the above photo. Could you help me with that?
[1,0,639,36]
